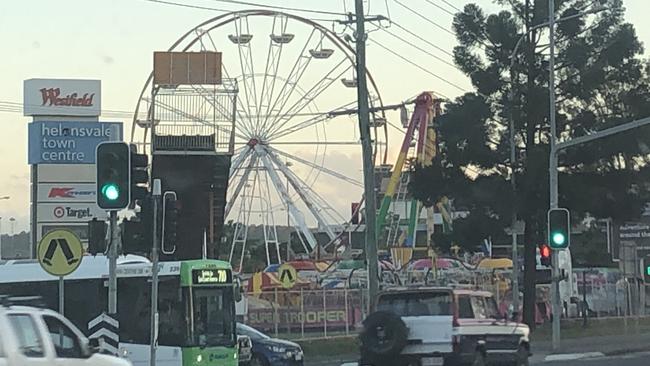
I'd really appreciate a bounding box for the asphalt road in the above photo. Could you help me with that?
[313,352,650,366]
[540,352,650,366]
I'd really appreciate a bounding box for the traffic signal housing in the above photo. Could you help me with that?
[87,218,107,255]
[129,144,149,205]
[548,208,570,249]
[539,244,552,267]
[162,192,179,252]
[96,142,130,210]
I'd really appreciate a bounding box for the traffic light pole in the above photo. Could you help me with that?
[548,0,563,350]
[150,180,161,366]
[108,210,118,314]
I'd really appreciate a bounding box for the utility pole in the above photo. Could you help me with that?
[548,0,562,350]
[509,66,520,319]
[150,180,161,366]
[354,0,379,309]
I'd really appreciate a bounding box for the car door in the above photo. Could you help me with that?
[0,325,8,366]
[42,315,88,366]
[5,313,52,366]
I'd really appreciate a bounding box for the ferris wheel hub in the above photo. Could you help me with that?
[247,138,262,147]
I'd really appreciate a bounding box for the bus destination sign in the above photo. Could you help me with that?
[192,269,232,285]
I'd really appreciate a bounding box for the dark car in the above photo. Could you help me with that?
[236,323,304,366]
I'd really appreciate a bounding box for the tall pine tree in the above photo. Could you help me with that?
[411,0,650,327]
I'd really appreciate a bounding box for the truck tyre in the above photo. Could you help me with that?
[359,311,408,362]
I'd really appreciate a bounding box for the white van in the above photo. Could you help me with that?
[0,298,131,366]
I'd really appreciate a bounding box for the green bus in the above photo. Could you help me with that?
[0,255,241,366]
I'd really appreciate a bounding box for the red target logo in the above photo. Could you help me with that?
[53,206,65,218]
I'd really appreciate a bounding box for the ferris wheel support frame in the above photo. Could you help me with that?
[253,144,318,251]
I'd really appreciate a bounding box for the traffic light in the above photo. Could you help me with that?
[129,144,149,204]
[548,208,570,249]
[96,142,130,210]
[122,219,148,254]
[87,218,107,255]
[539,244,552,267]
[162,192,179,251]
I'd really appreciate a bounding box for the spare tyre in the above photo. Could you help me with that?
[359,311,408,359]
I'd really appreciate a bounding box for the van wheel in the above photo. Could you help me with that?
[472,351,486,366]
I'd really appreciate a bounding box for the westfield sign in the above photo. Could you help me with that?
[40,88,95,107]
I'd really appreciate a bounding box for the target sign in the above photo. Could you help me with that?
[53,206,65,218]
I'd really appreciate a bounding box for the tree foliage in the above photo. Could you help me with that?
[412,0,650,254]
[411,0,650,327]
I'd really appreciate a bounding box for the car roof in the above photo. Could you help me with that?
[377,286,493,297]
[0,305,60,316]
[379,286,453,294]
[453,289,493,297]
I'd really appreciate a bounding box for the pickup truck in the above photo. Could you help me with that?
[359,287,530,366]
[0,299,132,366]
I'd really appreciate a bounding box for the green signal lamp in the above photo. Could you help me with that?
[101,183,120,201]
[552,232,566,246]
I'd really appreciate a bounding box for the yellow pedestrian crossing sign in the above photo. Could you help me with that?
[38,229,83,277]
[278,264,297,289]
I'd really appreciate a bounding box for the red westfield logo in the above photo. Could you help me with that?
[49,188,74,198]
[40,88,95,107]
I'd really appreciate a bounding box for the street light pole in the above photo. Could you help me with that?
[548,0,563,351]
[507,2,606,347]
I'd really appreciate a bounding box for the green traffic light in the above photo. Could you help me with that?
[101,183,120,201]
[552,232,566,246]
[647,266,650,276]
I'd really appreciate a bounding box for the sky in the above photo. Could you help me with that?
[0,0,649,233]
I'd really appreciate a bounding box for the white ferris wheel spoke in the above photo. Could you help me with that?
[257,15,289,131]
[202,30,258,136]
[268,147,363,187]
[233,17,259,136]
[225,152,257,218]
[264,59,351,139]
[267,100,357,141]
[229,147,251,180]
[266,149,337,240]
[258,28,317,135]
[253,144,318,251]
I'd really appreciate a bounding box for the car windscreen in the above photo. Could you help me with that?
[377,291,452,316]
[236,323,270,341]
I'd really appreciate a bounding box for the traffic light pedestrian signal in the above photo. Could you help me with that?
[548,208,570,249]
[129,144,149,204]
[96,142,130,210]
[539,244,552,267]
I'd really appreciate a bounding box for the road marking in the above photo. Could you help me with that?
[544,352,605,362]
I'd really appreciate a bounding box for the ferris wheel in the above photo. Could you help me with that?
[131,10,388,269]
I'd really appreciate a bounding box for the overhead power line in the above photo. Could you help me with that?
[386,20,455,57]
[144,0,229,12]
[368,39,467,98]
[424,0,456,17]
[438,0,462,12]
[393,0,455,36]
[209,0,346,16]
[377,26,458,69]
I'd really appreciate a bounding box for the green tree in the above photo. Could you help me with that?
[411,0,650,327]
